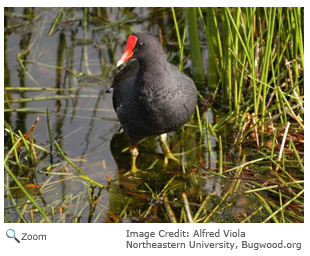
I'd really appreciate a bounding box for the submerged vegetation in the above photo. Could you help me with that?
[4,7,303,223]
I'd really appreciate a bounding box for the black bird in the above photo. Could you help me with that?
[112,32,197,172]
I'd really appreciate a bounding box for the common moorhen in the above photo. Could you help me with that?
[112,32,197,172]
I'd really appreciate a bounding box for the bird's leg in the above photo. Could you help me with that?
[124,146,143,176]
[129,146,139,173]
[159,133,179,165]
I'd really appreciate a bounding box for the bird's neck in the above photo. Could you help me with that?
[138,55,167,71]
[136,59,168,89]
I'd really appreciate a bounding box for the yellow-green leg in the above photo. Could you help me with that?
[159,133,179,165]
[130,147,139,173]
[124,147,141,175]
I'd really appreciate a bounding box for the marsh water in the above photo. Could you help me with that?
[4,7,299,223]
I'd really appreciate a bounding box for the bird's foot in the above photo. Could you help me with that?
[124,147,142,175]
[164,151,180,166]
[124,167,141,176]
[159,134,180,166]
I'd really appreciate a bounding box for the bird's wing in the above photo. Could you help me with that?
[111,60,139,111]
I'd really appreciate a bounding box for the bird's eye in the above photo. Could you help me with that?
[138,42,143,48]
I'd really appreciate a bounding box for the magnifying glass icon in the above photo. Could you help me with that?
[6,229,20,243]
